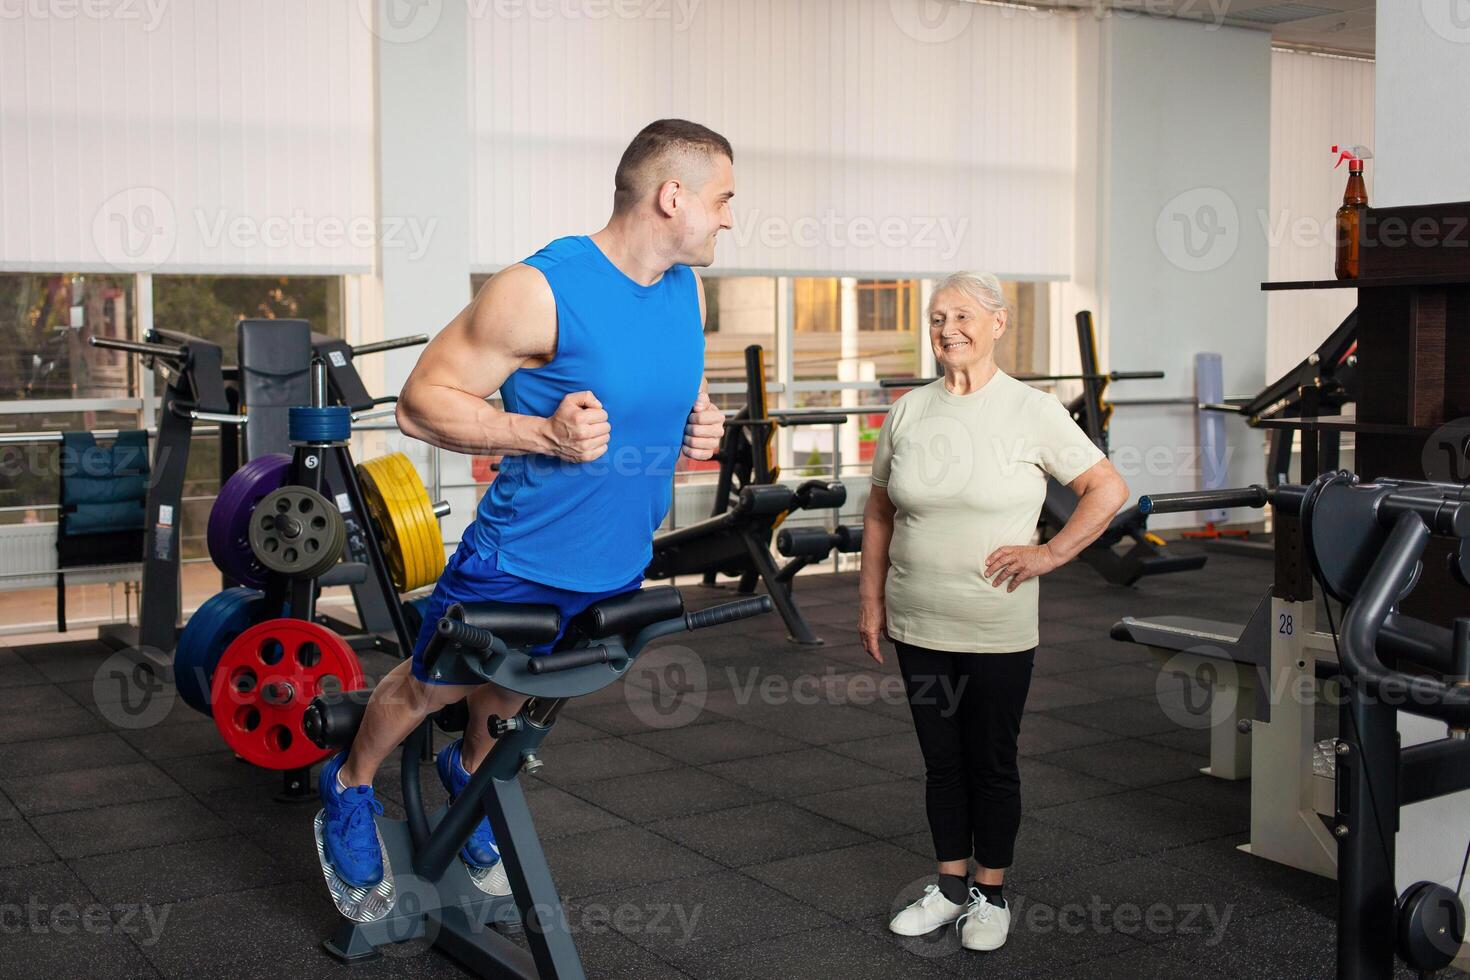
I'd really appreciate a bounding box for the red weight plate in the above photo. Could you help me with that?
[210,618,366,770]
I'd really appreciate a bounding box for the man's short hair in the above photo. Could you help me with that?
[613,119,733,213]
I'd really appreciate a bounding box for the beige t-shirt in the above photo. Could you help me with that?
[870,371,1105,653]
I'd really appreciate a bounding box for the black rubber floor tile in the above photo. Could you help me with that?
[524,778,631,840]
[117,720,231,762]
[1031,645,1112,677]
[570,765,767,824]
[1022,676,1118,713]
[0,819,55,868]
[1036,943,1235,980]
[0,660,50,688]
[1143,775,1252,824]
[1031,789,1246,854]
[704,746,896,799]
[1051,636,1158,665]
[824,730,924,778]
[0,859,100,906]
[0,929,160,979]
[1138,726,1211,757]
[1017,854,1288,945]
[1061,663,1165,699]
[0,686,107,744]
[568,869,836,964]
[30,795,232,860]
[624,718,807,766]
[153,751,282,796]
[649,799,869,868]
[1018,757,1129,808]
[699,691,912,745]
[1,761,185,816]
[547,824,723,900]
[1057,695,1183,738]
[1038,739,1208,789]
[0,731,144,779]
[792,779,927,838]
[1162,901,1339,980]
[572,924,697,979]
[744,840,932,921]
[566,685,727,736]
[68,835,294,906]
[1157,835,1335,906]
[1018,713,1122,756]
[683,921,960,980]
[529,737,680,790]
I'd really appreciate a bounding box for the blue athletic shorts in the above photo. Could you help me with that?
[411,532,643,685]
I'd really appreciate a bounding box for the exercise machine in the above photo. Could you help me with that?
[302,588,773,977]
[1137,474,1470,980]
[647,344,857,645]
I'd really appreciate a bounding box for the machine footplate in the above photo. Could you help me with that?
[314,810,395,922]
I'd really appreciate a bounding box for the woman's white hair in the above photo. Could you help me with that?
[930,272,1007,317]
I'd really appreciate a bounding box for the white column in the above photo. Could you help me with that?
[374,0,474,546]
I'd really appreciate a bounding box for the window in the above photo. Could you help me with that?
[0,273,136,403]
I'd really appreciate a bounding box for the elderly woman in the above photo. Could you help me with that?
[860,272,1128,952]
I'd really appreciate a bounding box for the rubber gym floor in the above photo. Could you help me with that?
[0,547,1461,980]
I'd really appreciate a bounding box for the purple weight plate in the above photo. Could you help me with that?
[208,453,292,588]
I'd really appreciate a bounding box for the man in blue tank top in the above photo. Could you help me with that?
[318,120,734,889]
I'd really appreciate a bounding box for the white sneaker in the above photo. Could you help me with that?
[889,883,967,937]
[958,888,1011,951]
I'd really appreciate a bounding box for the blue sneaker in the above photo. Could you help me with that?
[318,753,385,888]
[436,739,501,869]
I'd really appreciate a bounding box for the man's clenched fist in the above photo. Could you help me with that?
[546,390,611,462]
[682,391,724,460]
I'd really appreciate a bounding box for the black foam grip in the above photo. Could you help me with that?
[794,479,847,510]
[436,617,496,651]
[1139,486,1269,515]
[527,646,614,674]
[777,526,837,558]
[686,596,774,631]
[739,485,796,517]
[302,691,370,749]
[835,525,863,552]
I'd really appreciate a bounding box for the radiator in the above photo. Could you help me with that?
[0,523,141,591]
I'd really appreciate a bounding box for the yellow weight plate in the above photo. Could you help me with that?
[379,453,431,590]
[358,455,419,592]
[393,453,445,583]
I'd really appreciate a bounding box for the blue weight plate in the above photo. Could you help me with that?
[174,587,268,713]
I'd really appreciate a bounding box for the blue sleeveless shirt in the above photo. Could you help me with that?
[473,236,705,590]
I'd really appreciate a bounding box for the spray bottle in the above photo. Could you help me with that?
[1332,144,1371,280]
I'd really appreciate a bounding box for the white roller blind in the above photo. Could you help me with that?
[0,0,375,273]
[470,0,1076,279]
[1267,49,1374,380]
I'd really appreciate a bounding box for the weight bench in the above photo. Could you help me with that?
[646,479,846,645]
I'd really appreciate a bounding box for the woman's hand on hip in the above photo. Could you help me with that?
[984,543,1060,593]
[858,598,889,665]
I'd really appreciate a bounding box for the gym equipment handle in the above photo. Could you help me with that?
[527,645,618,674]
[89,336,187,360]
[351,335,429,357]
[686,595,774,631]
[436,617,496,651]
[1139,486,1270,515]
